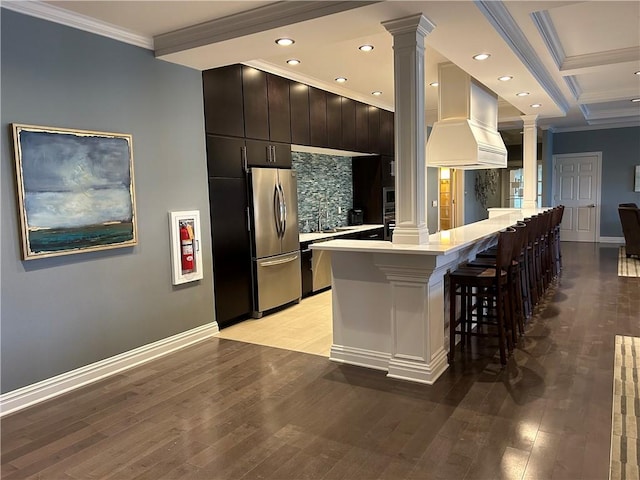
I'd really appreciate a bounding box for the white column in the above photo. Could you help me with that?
[522,114,539,209]
[382,14,435,245]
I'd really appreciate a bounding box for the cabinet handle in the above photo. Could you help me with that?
[272,145,276,163]
[246,207,251,232]
[242,146,248,172]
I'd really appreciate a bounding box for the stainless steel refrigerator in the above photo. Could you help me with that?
[249,167,301,317]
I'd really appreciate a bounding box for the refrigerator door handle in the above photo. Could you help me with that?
[259,253,299,267]
[279,183,287,235]
[273,186,281,237]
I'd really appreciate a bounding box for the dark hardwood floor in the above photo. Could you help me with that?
[2,242,638,480]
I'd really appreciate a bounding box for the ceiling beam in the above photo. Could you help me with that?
[154,1,378,57]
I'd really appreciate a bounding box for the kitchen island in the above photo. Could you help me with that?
[311,208,549,385]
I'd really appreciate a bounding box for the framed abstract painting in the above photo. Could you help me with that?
[12,124,138,260]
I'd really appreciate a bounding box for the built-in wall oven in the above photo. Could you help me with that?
[383,187,395,241]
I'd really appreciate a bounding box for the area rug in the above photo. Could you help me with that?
[610,335,640,480]
[618,247,640,277]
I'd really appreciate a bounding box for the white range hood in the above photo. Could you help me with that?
[426,63,507,170]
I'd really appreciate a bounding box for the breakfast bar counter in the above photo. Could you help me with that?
[311,208,548,385]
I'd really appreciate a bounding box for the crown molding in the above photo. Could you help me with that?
[1,0,153,49]
[584,106,640,122]
[474,0,570,115]
[551,121,640,133]
[560,46,640,75]
[563,76,582,101]
[154,1,378,57]
[578,87,640,105]
[245,60,394,112]
[530,10,565,70]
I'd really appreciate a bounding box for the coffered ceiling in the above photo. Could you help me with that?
[8,0,640,140]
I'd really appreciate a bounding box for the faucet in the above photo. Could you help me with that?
[317,194,328,232]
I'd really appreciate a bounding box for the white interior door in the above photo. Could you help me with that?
[553,152,602,242]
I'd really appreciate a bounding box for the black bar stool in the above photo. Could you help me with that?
[448,227,516,365]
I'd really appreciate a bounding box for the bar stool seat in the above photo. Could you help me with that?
[449,228,516,365]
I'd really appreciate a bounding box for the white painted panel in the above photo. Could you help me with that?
[561,208,573,231]
[577,207,592,232]
[578,175,593,200]
[560,164,575,173]
[560,176,575,201]
[579,161,594,173]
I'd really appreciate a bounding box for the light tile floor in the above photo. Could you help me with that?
[215,290,333,356]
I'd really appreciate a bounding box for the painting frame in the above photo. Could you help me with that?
[12,123,138,260]
[169,210,204,285]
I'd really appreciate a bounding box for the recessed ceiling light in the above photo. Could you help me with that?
[473,53,491,61]
[286,59,300,65]
[516,91,530,97]
[372,91,382,96]
[530,103,542,108]
[359,44,374,52]
[335,77,347,83]
[635,71,640,75]
[430,82,439,87]
[498,75,513,81]
[632,98,640,102]
[275,38,294,46]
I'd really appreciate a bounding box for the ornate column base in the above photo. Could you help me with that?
[374,253,455,385]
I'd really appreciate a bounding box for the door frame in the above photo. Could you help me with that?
[552,151,602,242]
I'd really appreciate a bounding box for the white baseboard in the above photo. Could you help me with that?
[0,322,218,417]
[599,237,624,244]
[329,344,390,371]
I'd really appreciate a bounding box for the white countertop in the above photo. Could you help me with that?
[311,208,549,256]
[300,224,384,243]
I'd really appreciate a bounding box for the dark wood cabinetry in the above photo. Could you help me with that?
[341,97,356,152]
[381,155,395,188]
[355,102,369,153]
[367,106,380,154]
[380,109,394,156]
[267,74,291,143]
[203,64,394,157]
[290,82,310,145]
[209,177,252,327]
[242,66,270,141]
[309,87,327,147]
[352,156,384,224]
[206,135,245,178]
[326,93,342,150]
[245,139,291,168]
[202,65,244,138]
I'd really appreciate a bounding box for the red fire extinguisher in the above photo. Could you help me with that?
[180,223,194,273]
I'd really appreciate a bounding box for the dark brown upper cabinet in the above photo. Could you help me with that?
[290,82,310,146]
[309,87,328,147]
[355,102,369,153]
[242,66,269,141]
[245,139,291,169]
[267,74,291,143]
[242,67,291,143]
[341,97,356,152]
[202,65,244,138]
[368,106,380,154]
[380,109,394,157]
[206,135,246,179]
[326,93,342,150]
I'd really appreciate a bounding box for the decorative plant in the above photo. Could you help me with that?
[475,169,499,208]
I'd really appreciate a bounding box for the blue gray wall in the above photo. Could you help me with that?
[1,10,213,393]
[552,126,640,237]
[292,152,353,232]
